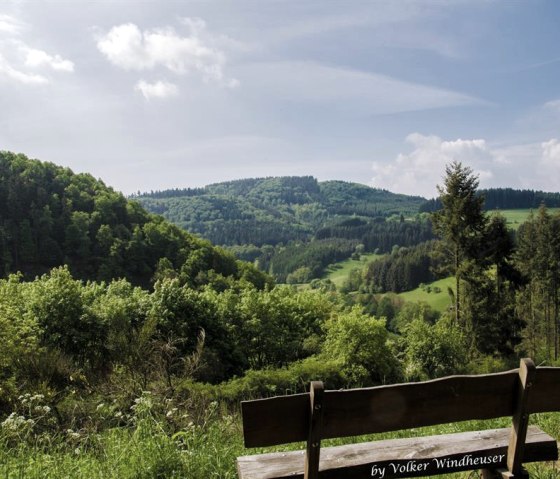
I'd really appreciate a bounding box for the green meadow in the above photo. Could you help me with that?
[397,277,455,313]
[491,208,560,231]
[323,253,383,287]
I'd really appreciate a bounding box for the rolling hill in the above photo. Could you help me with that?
[134,176,427,247]
[0,151,270,289]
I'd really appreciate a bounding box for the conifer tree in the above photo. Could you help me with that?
[431,161,487,326]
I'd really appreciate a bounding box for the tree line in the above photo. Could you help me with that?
[419,187,560,212]
[316,217,434,251]
[363,241,441,293]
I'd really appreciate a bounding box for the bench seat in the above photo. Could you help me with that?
[237,426,558,479]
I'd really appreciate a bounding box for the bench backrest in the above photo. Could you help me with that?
[241,359,560,478]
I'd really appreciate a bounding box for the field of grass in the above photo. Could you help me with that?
[398,277,455,313]
[323,253,383,287]
[492,208,560,231]
[2,408,559,478]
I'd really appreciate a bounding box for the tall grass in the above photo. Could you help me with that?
[1,398,558,478]
[0,395,244,479]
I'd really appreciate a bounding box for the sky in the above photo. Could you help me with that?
[1,0,560,198]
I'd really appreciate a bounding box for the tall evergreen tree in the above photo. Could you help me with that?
[431,161,487,326]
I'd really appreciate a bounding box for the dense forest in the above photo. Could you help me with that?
[136,179,560,285]
[362,240,441,293]
[2,152,560,477]
[134,177,429,281]
[135,177,425,226]
[0,152,270,290]
[419,187,560,212]
[134,177,426,247]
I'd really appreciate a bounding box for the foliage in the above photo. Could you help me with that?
[390,301,440,333]
[134,176,429,281]
[431,161,487,326]
[0,267,339,416]
[315,216,434,252]
[322,307,402,385]
[401,315,468,380]
[135,177,425,249]
[0,151,270,290]
[270,238,359,282]
[4,153,560,477]
[515,206,560,363]
[363,240,444,293]
[431,164,525,357]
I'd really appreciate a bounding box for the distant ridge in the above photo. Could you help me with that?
[134,176,427,247]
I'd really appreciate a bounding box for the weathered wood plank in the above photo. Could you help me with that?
[237,426,557,479]
[242,393,309,447]
[320,371,518,440]
[242,370,519,447]
[241,366,560,449]
[528,367,560,413]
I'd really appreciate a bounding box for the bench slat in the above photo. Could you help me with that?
[242,370,518,447]
[242,393,309,448]
[237,426,557,479]
[530,367,560,412]
[320,372,517,440]
[242,368,560,448]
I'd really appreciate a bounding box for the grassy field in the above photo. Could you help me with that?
[1,409,559,478]
[493,208,560,231]
[398,277,455,313]
[323,253,383,287]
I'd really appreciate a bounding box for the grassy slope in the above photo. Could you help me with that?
[394,207,560,310]
[323,253,383,287]
[324,209,560,302]
[491,208,560,231]
[398,277,455,313]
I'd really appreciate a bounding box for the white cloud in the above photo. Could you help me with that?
[371,133,494,198]
[0,14,24,35]
[24,48,74,72]
[541,139,560,166]
[135,79,178,100]
[376,134,560,198]
[96,19,237,88]
[96,23,152,70]
[0,53,48,84]
[0,14,74,85]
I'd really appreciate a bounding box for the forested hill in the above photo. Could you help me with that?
[419,188,560,212]
[134,176,426,247]
[0,151,270,289]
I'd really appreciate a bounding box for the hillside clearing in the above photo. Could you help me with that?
[397,277,455,313]
[491,208,560,231]
[324,253,384,287]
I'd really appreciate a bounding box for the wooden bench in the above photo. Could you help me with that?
[237,358,560,479]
